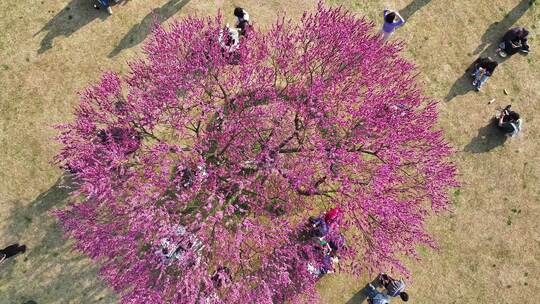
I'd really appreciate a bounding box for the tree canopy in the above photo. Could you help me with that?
[55,4,458,303]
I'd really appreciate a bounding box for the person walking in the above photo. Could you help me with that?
[381,9,405,42]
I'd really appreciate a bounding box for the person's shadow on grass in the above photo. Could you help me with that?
[108,0,190,57]
[464,119,508,153]
[443,58,481,102]
[346,278,381,304]
[35,0,109,54]
[399,0,432,21]
[444,53,515,102]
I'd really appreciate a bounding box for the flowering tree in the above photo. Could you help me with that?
[54,3,458,304]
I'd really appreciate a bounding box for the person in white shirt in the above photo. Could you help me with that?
[218,24,240,53]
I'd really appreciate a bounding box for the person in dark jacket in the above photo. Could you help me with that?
[0,243,27,264]
[497,27,530,57]
[379,273,409,302]
[471,57,498,91]
[496,105,522,137]
[233,7,251,36]
[308,216,329,238]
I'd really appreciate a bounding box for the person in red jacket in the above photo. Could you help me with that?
[324,207,342,226]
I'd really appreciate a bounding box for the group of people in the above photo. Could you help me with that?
[303,208,344,277]
[471,27,529,91]
[155,224,204,266]
[366,273,409,304]
[303,204,409,303]
[383,7,526,139]
[218,8,251,54]
[468,28,527,137]
[374,7,528,303]
[2,4,524,303]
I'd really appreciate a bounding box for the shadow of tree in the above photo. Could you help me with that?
[399,0,432,21]
[464,119,508,153]
[108,0,191,58]
[0,175,117,303]
[35,0,110,54]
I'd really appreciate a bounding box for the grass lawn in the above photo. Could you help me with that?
[1,0,539,303]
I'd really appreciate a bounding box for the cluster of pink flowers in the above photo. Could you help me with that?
[54,3,458,303]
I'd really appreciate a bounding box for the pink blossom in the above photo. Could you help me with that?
[54,3,458,303]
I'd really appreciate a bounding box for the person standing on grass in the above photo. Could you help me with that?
[381,9,405,42]
[0,243,27,265]
[379,273,409,302]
